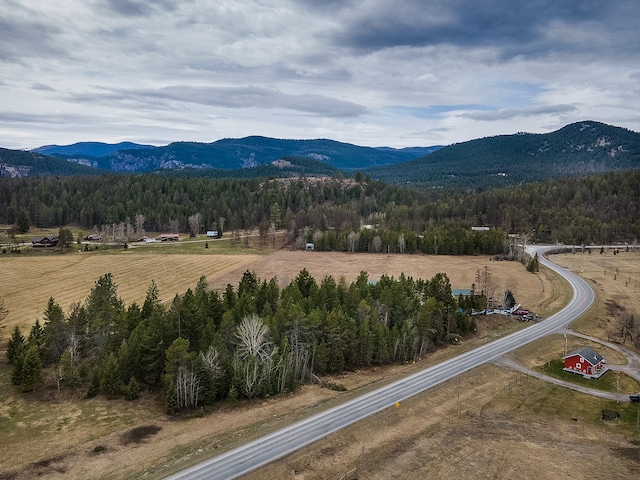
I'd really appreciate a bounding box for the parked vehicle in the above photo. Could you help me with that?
[630,394,640,403]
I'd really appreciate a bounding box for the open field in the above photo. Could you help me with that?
[0,246,557,332]
[0,249,639,479]
[0,252,261,332]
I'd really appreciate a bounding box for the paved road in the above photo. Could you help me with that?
[167,245,595,480]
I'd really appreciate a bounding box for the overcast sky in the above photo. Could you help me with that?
[1,0,639,149]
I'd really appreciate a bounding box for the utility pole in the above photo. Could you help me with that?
[457,377,461,418]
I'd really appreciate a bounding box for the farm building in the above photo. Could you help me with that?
[32,236,59,248]
[160,234,180,242]
[563,347,608,379]
[84,234,101,241]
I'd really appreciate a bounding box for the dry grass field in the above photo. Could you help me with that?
[0,247,639,479]
[0,246,561,332]
[0,252,262,331]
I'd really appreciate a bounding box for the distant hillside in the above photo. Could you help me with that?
[368,121,640,190]
[0,148,100,177]
[54,136,430,172]
[162,156,342,179]
[33,141,155,157]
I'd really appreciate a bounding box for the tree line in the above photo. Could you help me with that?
[0,170,638,247]
[7,269,487,412]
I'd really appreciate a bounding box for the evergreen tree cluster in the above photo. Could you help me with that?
[7,270,485,412]
[1,170,638,246]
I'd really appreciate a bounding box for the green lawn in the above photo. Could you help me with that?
[537,358,640,394]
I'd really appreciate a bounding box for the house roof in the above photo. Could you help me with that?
[563,347,604,365]
[32,236,57,242]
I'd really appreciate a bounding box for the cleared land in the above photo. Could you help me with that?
[0,249,639,479]
[0,248,557,331]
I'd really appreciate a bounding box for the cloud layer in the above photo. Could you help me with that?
[1,0,638,148]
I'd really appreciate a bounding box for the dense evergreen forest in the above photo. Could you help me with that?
[1,170,639,247]
[368,121,640,190]
[7,269,485,412]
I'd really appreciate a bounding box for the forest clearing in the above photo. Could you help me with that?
[0,249,638,479]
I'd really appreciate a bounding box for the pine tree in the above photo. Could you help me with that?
[100,353,122,397]
[7,325,25,365]
[125,377,141,401]
[20,346,42,393]
[28,319,45,349]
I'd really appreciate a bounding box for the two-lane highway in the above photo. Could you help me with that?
[167,246,594,480]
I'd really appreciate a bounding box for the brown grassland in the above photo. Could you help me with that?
[0,241,639,479]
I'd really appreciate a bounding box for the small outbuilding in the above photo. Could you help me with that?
[160,233,180,242]
[563,347,607,379]
[305,242,314,251]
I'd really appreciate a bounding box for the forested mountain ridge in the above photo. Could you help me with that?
[0,148,99,177]
[41,136,438,172]
[368,121,639,190]
[4,121,637,188]
[33,141,155,158]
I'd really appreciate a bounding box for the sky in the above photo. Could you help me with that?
[1,0,639,150]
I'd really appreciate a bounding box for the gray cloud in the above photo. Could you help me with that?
[103,0,184,16]
[459,104,578,121]
[0,0,638,148]
[331,0,639,59]
[0,16,66,61]
[31,83,56,92]
[69,85,367,118]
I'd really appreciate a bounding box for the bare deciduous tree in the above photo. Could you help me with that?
[201,346,222,379]
[168,219,180,233]
[236,314,273,361]
[188,213,202,236]
[347,231,359,253]
[268,223,276,247]
[371,235,382,253]
[175,366,200,409]
[134,214,145,236]
[233,315,277,398]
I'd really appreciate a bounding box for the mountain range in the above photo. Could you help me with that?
[368,120,639,189]
[0,121,637,189]
[35,137,441,172]
[33,141,154,157]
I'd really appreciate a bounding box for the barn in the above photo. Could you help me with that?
[563,347,607,379]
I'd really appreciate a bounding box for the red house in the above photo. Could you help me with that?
[563,347,607,379]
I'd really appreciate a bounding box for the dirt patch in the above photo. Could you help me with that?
[120,425,162,445]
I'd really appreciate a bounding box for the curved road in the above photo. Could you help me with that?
[167,245,594,480]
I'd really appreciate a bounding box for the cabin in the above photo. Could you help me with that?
[563,347,607,379]
[160,233,180,242]
[32,236,59,248]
